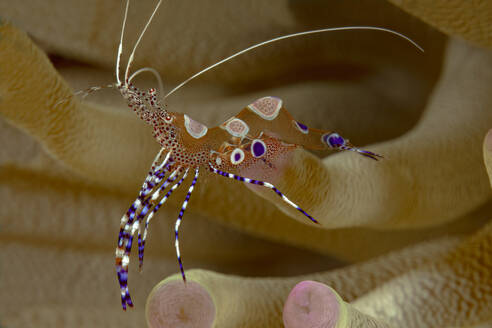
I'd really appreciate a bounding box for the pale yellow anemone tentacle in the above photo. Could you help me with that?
[145,236,460,327]
[385,0,492,49]
[353,220,492,327]
[349,133,492,327]
[0,23,159,190]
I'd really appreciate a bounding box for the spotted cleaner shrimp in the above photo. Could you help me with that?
[73,0,423,310]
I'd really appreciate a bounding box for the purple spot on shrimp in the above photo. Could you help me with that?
[323,133,345,148]
[234,153,241,161]
[252,140,266,158]
[295,121,309,133]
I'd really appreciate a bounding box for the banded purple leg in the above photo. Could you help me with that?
[175,167,200,282]
[136,168,183,270]
[115,154,173,310]
[209,164,318,224]
[140,151,172,198]
[117,150,171,264]
[137,168,190,270]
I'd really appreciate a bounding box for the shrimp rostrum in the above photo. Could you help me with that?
[108,0,422,310]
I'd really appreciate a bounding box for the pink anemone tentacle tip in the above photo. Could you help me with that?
[283,280,340,328]
[146,280,215,328]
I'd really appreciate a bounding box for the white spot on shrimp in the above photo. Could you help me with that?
[221,117,249,138]
[184,114,208,139]
[247,96,282,120]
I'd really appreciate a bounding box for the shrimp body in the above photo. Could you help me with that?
[115,81,382,310]
[106,0,425,311]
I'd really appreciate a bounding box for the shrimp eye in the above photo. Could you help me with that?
[230,148,245,165]
[159,111,173,123]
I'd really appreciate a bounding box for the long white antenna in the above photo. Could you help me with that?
[116,0,130,85]
[164,26,424,99]
[124,0,163,83]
